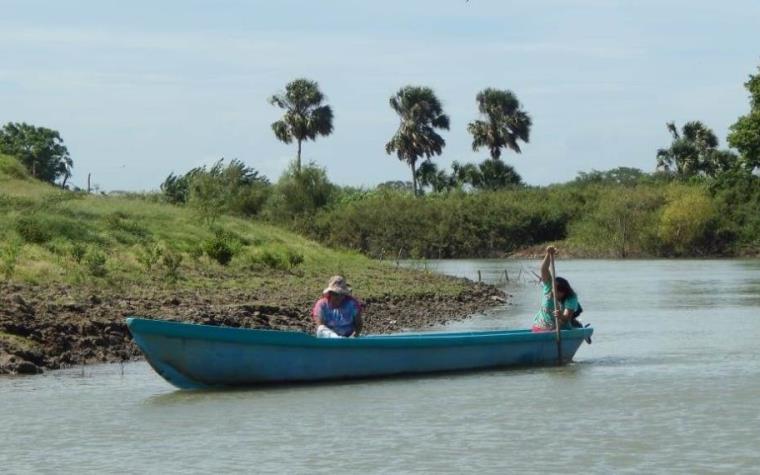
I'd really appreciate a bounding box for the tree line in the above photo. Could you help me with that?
[269,79,532,196]
[3,63,759,193]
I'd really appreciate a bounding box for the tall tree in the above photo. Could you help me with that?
[656,121,737,177]
[385,86,450,196]
[269,79,334,173]
[727,65,760,172]
[0,122,73,185]
[467,88,532,160]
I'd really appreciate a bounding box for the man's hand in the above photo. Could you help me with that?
[546,245,557,256]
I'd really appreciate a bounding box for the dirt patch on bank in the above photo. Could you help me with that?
[0,281,507,375]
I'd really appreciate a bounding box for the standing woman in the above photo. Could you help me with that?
[532,246,581,332]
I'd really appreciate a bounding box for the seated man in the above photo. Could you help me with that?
[312,275,363,338]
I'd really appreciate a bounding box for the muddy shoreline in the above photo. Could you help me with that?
[0,281,507,375]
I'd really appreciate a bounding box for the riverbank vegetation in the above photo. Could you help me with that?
[1,152,505,374]
[0,153,482,300]
[3,66,760,265]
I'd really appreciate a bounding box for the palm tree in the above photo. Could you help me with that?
[385,86,450,196]
[656,121,729,177]
[477,158,523,189]
[467,88,532,160]
[269,79,333,173]
[451,159,522,190]
[416,160,457,193]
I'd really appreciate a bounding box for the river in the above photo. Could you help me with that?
[1,259,759,474]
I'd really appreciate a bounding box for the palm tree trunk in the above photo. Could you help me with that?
[296,140,302,173]
[411,161,418,197]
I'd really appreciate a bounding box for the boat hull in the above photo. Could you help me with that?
[126,317,593,389]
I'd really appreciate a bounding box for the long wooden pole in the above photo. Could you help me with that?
[550,254,562,365]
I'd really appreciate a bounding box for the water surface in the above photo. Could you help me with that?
[1,259,759,474]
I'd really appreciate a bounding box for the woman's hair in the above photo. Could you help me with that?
[554,277,576,302]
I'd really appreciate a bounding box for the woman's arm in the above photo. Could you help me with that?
[312,300,325,328]
[353,314,363,337]
[540,246,556,282]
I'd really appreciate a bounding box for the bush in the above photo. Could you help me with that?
[202,228,245,266]
[84,248,108,277]
[15,215,52,244]
[248,246,304,271]
[0,237,22,279]
[136,242,163,272]
[264,161,335,222]
[165,159,271,218]
[568,186,663,257]
[70,242,87,264]
[161,249,183,282]
[658,187,718,255]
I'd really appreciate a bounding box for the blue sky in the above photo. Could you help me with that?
[1,0,759,190]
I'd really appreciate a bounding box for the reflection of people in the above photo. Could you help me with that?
[532,246,581,332]
[312,275,363,338]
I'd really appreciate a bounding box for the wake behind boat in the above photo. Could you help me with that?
[126,317,593,389]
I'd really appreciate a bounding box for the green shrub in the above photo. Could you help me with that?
[0,237,22,279]
[264,161,335,221]
[201,227,249,266]
[15,215,53,244]
[658,187,718,255]
[248,246,304,271]
[136,242,163,272]
[161,249,183,282]
[70,242,87,264]
[287,251,304,269]
[188,244,204,262]
[84,248,108,277]
[203,233,235,266]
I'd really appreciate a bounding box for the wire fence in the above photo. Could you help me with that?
[401,260,541,286]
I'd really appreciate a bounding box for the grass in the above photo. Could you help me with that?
[0,154,471,303]
[0,331,40,352]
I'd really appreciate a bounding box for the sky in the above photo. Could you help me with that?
[1,0,759,191]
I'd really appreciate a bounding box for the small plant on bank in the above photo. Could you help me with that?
[287,250,304,269]
[188,244,204,263]
[15,214,52,244]
[136,241,163,272]
[84,248,108,277]
[70,242,87,264]
[202,227,245,266]
[203,235,234,266]
[161,249,183,283]
[0,237,22,280]
[248,246,304,272]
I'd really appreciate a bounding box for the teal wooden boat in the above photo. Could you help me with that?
[126,317,593,389]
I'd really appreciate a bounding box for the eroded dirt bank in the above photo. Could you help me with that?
[0,281,507,375]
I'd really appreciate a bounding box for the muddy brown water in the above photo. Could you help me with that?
[1,259,759,474]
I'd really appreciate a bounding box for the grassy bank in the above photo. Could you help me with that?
[0,154,503,374]
[0,154,476,298]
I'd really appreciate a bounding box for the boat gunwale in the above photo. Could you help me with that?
[126,317,593,349]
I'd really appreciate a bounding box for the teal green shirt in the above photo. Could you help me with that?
[533,280,579,330]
